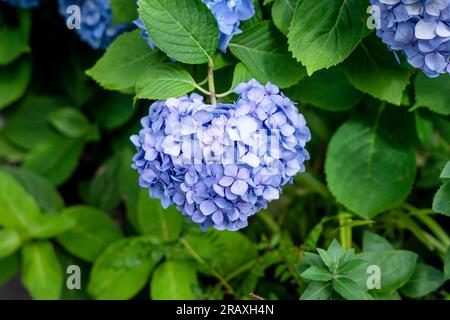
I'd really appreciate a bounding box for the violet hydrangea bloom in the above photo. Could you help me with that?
[130,79,311,231]
[58,0,133,50]
[1,0,40,8]
[370,0,450,77]
[135,0,255,52]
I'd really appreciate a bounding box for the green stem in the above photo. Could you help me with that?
[403,203,450,248]
[197,76,208,86]
[295,172,330,199]
[216,89,234,98]
[180,238,235,295]
[193,83,212,96]
[225,259,258,282]
[259,211,281,234]
[338,212,352,250]
[207,60,217,105]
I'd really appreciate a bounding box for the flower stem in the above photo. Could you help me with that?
[207,60,217,105]
[338,212,353,250]
[193,82,212,96]
[180,237,235,295]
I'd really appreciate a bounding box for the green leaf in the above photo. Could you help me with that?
[137,189,184,242]
[333,277,369,300]
[362,231,394,252]
[327,239,345,264]
[0,228,22,259]
[2,95,63,149]
[358,250,418,292]
[110,0,138,24]
[401,263,445,298]
[23,135,85,186]
[136,63,196,100]
[338,259,368,276]
[342,35,412,105]
[440,161,450,179]
[288,67,363,111]
[288,0,369,75]
[87,236,161,300]
[138,0,218,64]
[301,266,333,282]
[230,63,254,90]
[150,261,199,300]
[0,252,20,285]
[57,206,123,262]
[301,252,326,269]
[56,46,97,107]
[316,248,334,270]
[325,108,417,219]
[86,30,165,93]
[271,0,297,35]
[371,290,401,300]
[0,56,32,110]
[432,115,450,144]
[0,10,31,65]
[433,182,450,216]
[116,149,140,229]
[21,241,63,300]
[229,21,306,88]
[413,73,450,116]
[445,247,450,280]
[85,155,122,212]
[0,133,26,162]
[27,214,76,239]
[48,107,92,138]
[183,231,258,277]
[88,92,135,131]
[0,170,40,230]
[300,282,332,300]
[414,111,434,145]
[1,167,64,213]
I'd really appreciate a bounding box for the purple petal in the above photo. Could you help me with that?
[199,200,217,216]
[231,180,248,196]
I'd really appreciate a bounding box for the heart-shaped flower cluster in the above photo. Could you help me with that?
[370,0,450,77]
[130,79,311,231]
[58,0,133,50]
[135,0,255,52]
[1,0,40,8]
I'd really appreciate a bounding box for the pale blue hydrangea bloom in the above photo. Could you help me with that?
[1,0,40,8]
[130,79,311,231]
[58,0,133,50]
[135,0,255,52]
[370,0,450,77]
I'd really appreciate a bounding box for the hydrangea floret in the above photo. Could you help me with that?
[370,0,450,77]
[58,0,133,50]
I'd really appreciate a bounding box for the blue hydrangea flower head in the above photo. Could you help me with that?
[130,79,311,231]
[1,0,40,8]
[370,0,450,77]
[135,0,255,52]
[58,0,134,50]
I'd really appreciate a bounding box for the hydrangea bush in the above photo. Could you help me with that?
[0,0,449,301]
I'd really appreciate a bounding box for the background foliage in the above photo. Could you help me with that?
[0,0,449,300]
